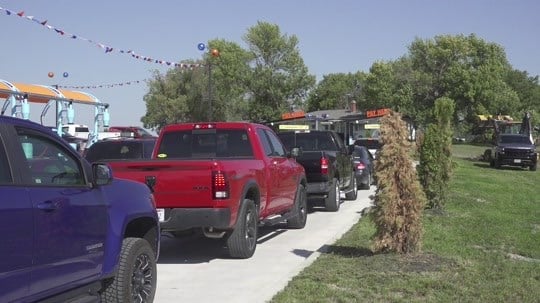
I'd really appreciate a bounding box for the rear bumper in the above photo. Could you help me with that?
[160,208,231,231]
[354,170,370,185]
[306,181,331,196]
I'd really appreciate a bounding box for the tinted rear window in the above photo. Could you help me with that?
[354,139,381,149]
[156,129,253,159]
[278,132,337,151]
[352,146,370,158]
[85,140,155,162]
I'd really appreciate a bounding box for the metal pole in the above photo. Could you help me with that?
[208,62,212,121]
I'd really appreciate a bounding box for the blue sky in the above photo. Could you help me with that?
[1,0,539,129]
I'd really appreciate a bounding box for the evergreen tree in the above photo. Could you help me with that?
[372,111,427,254]
[417,97,455,210]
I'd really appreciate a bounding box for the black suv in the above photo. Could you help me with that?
[489,134,538,171]
[84,137,157,163]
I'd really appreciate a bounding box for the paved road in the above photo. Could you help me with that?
[154,187,375,303]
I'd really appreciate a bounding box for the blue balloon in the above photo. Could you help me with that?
[197,43,206,51]
[63,72,69,78]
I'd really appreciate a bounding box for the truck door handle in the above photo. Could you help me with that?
[37,200,59,212]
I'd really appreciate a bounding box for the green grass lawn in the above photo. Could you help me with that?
[271,144,540,303]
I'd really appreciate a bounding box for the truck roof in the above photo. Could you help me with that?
[1,115,50,130]
[162,122,268,131]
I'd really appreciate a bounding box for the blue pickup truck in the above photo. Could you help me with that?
[0,116,160,302]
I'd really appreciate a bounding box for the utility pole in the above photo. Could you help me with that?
[198,43,220,122]
[207,61,212,121]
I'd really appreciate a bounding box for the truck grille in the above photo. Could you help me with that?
[505,149,531,158]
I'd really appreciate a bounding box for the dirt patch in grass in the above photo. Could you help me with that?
[325,244,456,273]
[373,252,457,273]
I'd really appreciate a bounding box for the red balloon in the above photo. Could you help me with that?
[48,72,54,78]
[211,49,220,57]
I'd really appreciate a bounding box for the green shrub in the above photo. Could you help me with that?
[418,97,455,210]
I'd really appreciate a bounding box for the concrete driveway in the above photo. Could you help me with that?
[154,187,375,302]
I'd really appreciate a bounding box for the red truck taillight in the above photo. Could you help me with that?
[212,170,229,199]
[321,157,329,175]
[356,162,366,170]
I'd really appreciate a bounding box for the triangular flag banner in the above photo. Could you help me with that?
[0,5,201,69]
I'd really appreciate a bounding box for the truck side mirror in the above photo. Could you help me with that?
[289,147,302,158]
[92,163,113,186]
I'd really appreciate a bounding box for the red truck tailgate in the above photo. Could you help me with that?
[111,160,216,208]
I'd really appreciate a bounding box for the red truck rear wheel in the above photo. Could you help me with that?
[226,199,258,259]
[287,184,307,229]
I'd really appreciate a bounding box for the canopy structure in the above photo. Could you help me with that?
[0,79,111,147]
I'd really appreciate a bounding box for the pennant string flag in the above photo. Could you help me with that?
[56,79,148,90]
[0,6,202,69]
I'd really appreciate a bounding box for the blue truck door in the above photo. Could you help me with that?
[0,143,33,301]
[14,129,109,296]
[28,187,108,294]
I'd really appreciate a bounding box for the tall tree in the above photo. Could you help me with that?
[417,97,455,210]
[505,69,540,125]
[361,59,415,115]
[306,72,364,112]
[201,39,252,121]
[141,66,205,130]
[372,110,426,254]
[407,34,517,128]
[243,21,316,122]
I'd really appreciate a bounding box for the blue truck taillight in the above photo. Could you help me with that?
[212,170,229,199]
[321,157,329,175]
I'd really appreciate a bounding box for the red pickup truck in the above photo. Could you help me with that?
[108,122,308,258]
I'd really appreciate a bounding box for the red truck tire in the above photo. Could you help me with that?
[286,184,308,229]
[226,199,258,259]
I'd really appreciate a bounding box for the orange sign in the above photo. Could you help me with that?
[366,108,390,118]
[281,111,305,120]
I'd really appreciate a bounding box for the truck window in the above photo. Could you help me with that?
[157,129,253,159]
[0,137,12,184]
[16,128,84,186]
[256,129,273,157]
[265,130,286,157]
[85,140,153,162]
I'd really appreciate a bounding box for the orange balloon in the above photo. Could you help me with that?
[48,72,54,78]
[211,49,220,57]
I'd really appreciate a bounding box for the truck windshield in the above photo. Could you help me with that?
[499,135,531,144]
[156,129,253,159]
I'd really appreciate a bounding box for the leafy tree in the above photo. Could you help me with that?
[361,59,415,115]
[306,72,364,112]
[372,110,426,254]
[141,66,205,130]
[243,21,316,122]
[505,69,540,126]
[407,34,517,128]
[201,39,252,121]
[417,97,455,210]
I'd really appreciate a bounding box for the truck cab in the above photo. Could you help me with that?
[0,116,160,302]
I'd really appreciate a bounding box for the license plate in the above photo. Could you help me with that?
[514,159,521,163]
[157,208,165,222]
